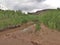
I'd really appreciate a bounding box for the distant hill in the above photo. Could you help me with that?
[28,9,58,15]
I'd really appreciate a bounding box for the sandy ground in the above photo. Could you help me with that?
[0,23,60,45]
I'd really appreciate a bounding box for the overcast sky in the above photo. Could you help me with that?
[0,0,60,12]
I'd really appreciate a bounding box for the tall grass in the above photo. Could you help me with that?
[40,9,60,30]
[0,9,60,31]
[0,10,39,31]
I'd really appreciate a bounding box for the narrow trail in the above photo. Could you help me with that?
[0,23,60,45]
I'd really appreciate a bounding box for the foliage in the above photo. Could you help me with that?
[0,9,60,31]
[0,10,39,31]
[40,9,60,30]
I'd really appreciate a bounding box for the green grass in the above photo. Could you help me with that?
[40,9,60,30]
[35,23,41,32]
[0,10,39,31]
[0,9,60,31]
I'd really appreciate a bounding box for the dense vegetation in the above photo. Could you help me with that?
[40,9,60,31]
[0,9,39,31]
[0,9,60,31]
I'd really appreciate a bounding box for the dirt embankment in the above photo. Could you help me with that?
[0,23,60,45]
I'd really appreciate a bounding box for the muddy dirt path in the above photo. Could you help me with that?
[0,23,60,45]
[0,22,34,36]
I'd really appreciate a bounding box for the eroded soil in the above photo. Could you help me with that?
[0,23,60,45]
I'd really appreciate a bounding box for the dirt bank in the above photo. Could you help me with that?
[0,24,60,45]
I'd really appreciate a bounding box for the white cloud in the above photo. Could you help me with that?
[44,0,60,8]
[0,0,60,12]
